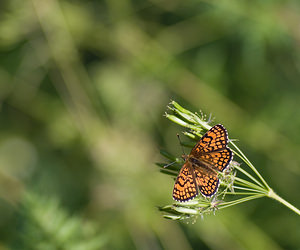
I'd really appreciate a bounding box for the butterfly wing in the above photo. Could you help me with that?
[191,124,229,155]
[173,162,198,202]
[190,124,233,172]
[194,166,219,197]
[199,148,232,172]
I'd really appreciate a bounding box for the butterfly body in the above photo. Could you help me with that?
[173,124,233,202]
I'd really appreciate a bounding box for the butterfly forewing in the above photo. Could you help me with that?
[172,162,198,202]
[190,124,229,156]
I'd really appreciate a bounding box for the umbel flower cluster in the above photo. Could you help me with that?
[157,101,300,222]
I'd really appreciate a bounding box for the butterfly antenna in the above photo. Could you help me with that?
[176,133,186,156]
[163,161,176,168]
[164,133,186,169]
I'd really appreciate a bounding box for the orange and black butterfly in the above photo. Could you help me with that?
[173,124,233,202]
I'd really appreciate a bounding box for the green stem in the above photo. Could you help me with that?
[231,142,270,190]
[218,194,265,209]
[232,186,266,194]
[225,192,264,195]
[234,177,266,192]
[233,162,265,188]
[268,189,300,216]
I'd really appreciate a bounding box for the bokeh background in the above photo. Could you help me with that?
[1,0,300,249]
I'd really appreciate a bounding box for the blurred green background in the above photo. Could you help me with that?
[1,0,300,249]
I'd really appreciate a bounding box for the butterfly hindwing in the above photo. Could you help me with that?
[172,162,198,202]
[194,166,219,197]
[198,148,233,172]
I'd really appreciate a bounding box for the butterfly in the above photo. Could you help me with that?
[173,124,233,202]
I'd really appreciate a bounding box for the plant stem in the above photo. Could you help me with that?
[231,142,270,190]
[268,189,300,216]
[218,194,265,209]
[233,162,265,188]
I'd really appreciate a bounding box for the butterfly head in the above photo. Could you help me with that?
[181,154,188,161]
